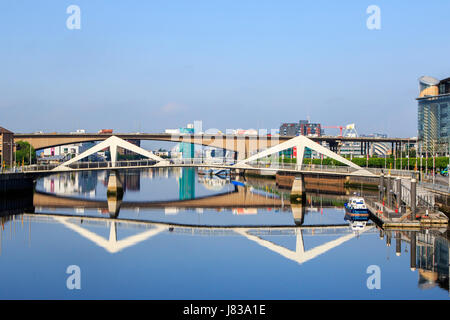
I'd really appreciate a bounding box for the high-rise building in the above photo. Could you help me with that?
[417,76,450,154]
[179,124,195,158]
[279,123,300,136]
[279,120,321,158]
[279,120,321,137]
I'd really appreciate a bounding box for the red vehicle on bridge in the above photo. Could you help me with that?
[98,129,113,134]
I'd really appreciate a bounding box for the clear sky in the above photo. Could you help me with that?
[1,0,449,137]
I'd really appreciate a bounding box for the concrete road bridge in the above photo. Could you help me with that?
[15,135,418,180]
[14,132,415,158]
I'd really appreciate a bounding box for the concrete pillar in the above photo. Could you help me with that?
[379,174,385,202]
[107,193,123,218]
[411,178,416,220]
[395,231,401,256]
[410,231,416,271]
[396,177,402,213]
[236,137,246,161]
[291,202,306,226]
[387,175,392,208]
[291,175,305,202]
[386,230,391,247]
[107,171,123,196]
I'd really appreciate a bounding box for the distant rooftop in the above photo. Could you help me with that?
[0,127,13,134]
[419,76,440,86]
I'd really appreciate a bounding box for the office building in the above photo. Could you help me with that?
[417,76,450,154]
[279,120,321,159]
[179,124,195,158]
[280,120,321,137]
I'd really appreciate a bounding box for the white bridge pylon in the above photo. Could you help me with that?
[234,135,374,176]
[52,136,169,171]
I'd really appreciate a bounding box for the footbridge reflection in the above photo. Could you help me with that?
[18,212,376,264]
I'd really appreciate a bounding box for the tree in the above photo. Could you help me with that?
[15,141,36,165]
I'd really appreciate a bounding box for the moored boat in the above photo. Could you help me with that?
[344,197,369,221]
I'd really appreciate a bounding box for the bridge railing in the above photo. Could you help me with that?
[6,158,430,178]
[247,162,358,174]
[393,179,440,214]
[365,167,417,178]
[418,181,450,194]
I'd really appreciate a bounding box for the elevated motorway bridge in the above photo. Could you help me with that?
[14,132,416,157]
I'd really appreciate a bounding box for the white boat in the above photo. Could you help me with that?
[344,197,369,221]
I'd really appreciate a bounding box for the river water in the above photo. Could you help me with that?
[0,167,449,299]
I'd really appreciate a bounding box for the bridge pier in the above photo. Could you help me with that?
[291,202,306,226]
[107,171,123,197]
[290,175,305,202]
[107,171,124,218]
[107,193,123,218]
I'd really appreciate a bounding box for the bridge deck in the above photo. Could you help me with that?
[14,159,418,179]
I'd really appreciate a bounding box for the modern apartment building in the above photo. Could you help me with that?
[279,120,321,137]
[417,76,450,154]
[279,120,322,159]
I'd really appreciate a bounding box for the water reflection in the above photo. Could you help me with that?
[179,167,195,200]
[1,210,449,295]
[1,168,449,298]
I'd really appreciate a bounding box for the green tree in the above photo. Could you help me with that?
[15,141,36,165]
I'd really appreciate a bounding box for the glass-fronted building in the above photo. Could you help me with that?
[417,76,450,155]
[179,126,195,158]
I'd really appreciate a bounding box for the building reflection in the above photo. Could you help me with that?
[178,168,195,200]
[415,232,449,291]
[39,171,98,197]
[380,229,449,292]
[1,195,450,295]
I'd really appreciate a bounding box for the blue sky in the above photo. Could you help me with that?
[1,0,449,137]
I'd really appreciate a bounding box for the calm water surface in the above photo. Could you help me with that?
[0,168,449,299]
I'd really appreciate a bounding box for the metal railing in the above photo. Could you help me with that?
[1,158,438,181]
[392,179,439,214]
[418,181,450,194]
